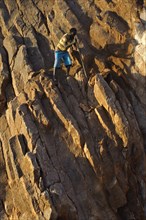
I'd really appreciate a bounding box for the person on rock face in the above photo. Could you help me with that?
[53,28,77,82]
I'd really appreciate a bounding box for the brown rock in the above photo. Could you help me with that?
[0,1,146,220]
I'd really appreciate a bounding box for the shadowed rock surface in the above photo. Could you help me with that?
[0,0,146,219]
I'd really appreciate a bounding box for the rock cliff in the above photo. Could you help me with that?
[0,0,146,219]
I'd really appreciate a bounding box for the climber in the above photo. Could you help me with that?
[53,27,77,82]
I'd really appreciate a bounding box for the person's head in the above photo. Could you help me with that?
[69,28,77,36]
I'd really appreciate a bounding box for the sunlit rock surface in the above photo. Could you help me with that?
[0,0,146,219]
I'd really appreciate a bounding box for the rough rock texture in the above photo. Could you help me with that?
[0,0,146,220]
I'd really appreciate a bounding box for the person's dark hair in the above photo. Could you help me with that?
[69,28,77,35]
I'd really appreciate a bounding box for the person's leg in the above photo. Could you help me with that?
[63,52,72,76]
[66,65,71,74]
[53,51,62,81]
[53,67,58,81]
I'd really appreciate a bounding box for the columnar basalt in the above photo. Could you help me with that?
[0,1,146,220]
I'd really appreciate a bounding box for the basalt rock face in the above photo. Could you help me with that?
[0,0,146,220]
